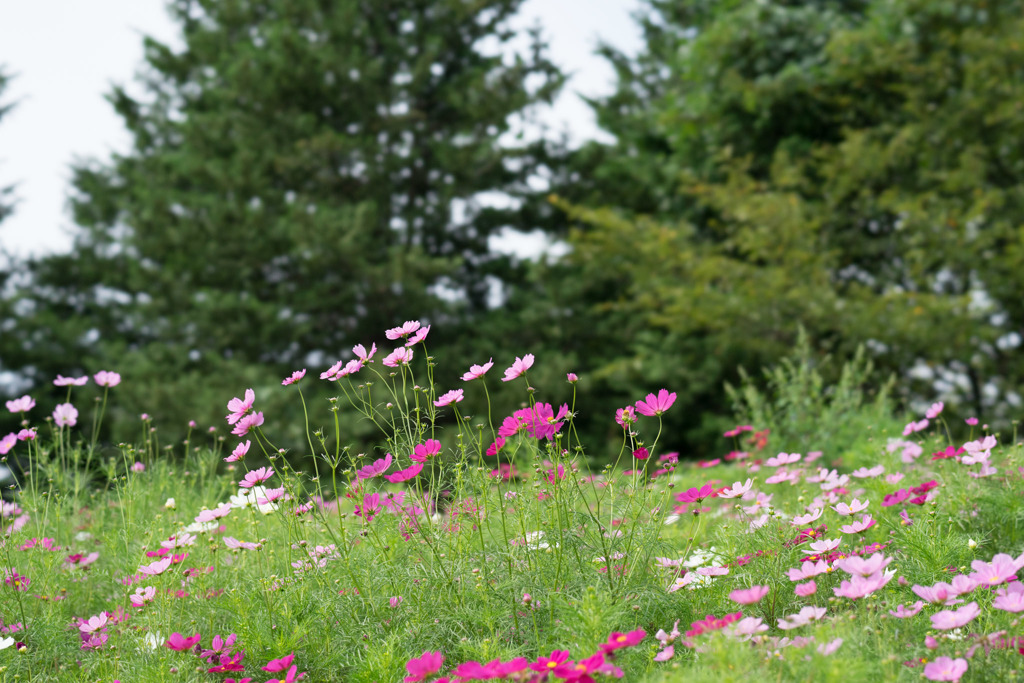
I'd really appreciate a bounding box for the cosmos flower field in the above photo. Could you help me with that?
[0,322,1022,682]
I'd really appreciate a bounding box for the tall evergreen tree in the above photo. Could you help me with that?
[3,0,563,439]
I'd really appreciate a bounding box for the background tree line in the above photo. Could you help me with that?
[2,0,1023,463]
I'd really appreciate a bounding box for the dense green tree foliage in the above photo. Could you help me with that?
[0,0,564,443]
[552,0,1024,455]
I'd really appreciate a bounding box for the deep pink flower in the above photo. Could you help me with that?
[384,464,423,483]
[5,395,35,413]
[965,417,978,426]
[923,657,968,681]
[676,484,714,503]
[501,354,535,382]
[200,633,238,663]
[231,411,264,437]
[486,436,506,456]
[729,585,769,605]
[553,652,606,682]
[433,389,464,407]
[599,629,646,653]
[383,347,414,367]
[94,370,121,387]
[240,467,274,488]
[404,651,444,682]
[281,369,306,386]
[53,403,78,427]
[531,650,571,673]
[226,389,255,425]
[410,440,442,463]
[356,455,392,480]
[262,653,295,672]
[615,406,637,428]
[225,440,250,463]
[165,632,201,652]
[386,320,421,340]
[461,358,494,382]
[54,374,88,387]
[635,389,676,417]
[632,447,649,460]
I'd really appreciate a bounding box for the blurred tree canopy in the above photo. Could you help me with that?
[0,0,565,445]
[546,0,1024,456]
[0,68,14,225]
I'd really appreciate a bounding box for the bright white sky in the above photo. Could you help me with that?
[0,0,643,259]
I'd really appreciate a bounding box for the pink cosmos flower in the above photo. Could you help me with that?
[0,433,16,456]
[226,389,255,425]
[840,514,876,534]
[598,629,646,654]
[632,447,649,460]
[965,417,978,426]
[801,538,841,555]
[433,389,464,407]
[386,320,421,340]
[383,347,414,367]
[406,325,430,346]
[719,479,753,499]
[140,557,173,576]
[724,616,768,640]
[993,582,1024,612]
[225,440,251,463]
[321,359,363,380]
[462,358,494,382]
[923,656,968,682]
[615,406,637,428]
[635,389,676,417]
[240,467,275,488]
[405,651,444,683]
[889,601,924,618]
[676,483,715,503]
[792,508,824,525]
[968,553,1019,586]
[223,537,260,551]
[262,653,295,672]
[834,553,892,577]
[281,369,306,385]
[165,632,202,652]
[5,395,35,413]
[353,343,376,362]
[765,452,801,467]
[851,465,885,478]
[356,455,392,480]
[195,503,233,523]
[53,403,78,427]
[567,372,578,383]
[410,439,442,462]
[231,411,264,437]
[817,638,843,656]
[130,586,156,607]
[902,418,929,435]
[912,582,962,606]
[79,613,108,634]
[729,585,769,605]
[834,571,892,599]
[795,581,817,596]
[94,370,121,387]
[930,602,981,630]
[777,606,827,630]
[926,401,944,419]
[384,464,423,483]
[54,374,88,387]
[501,354,535,382]
[831,498,869,516]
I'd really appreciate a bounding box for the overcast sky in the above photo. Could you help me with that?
[0,0,643,259]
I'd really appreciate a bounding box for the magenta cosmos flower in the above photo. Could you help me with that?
[599,628,646,654]
[676,483,715,503]
[501,354,534,382]
[404,651,444,683]
[5,395,35,413]
[462,358,494,381]
[409,439,442,462]
[384,463,423,483]
[53,403,78,427]
[281,369,306,386]
[356,454,392,480]
[164,632,202,651]
[434,389,464,407]
[635,389,676,417]
[93,370,121,387]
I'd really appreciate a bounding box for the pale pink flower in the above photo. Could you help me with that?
[223,537,260,551]
[850,465,885,479]
[386,320,421,340]
[930,602,981,630]
[724,617,768,640]
[635,388,677,417]
[161,533,196,549]
[765,452,801,467]
[788,560,830,582]
[729,585,769,605]
[902,418,929,435]
[0,433,16,456]
[406,325,430,346]
[353,343,377,362]
[792,508,823,525]
[240,467,275,488]
[831,498,869,516]
[462,359,494,382]
[130,585,157,607]
[926,402,944,419]
[833,571,892,599]
[54,374,88,387]
[923,657,967,682]
[968,553,1019,586]
[224,440,250,463]
[93,370,121,387]
[912,582,962,606]
[834,553,892,577]
[79,613,108,634]
[888,601,924,618]
[139,557,173,576]
[794,581,817,597]
[53,403,78,427]
[801,538,841,555]
[226,389,255,425]
[194,503,232,523]
[281,369,306,385]
[963,435,997,455]
[697,566,729,577]
[383,347,414,367]
[433,389,464,407]
[5,395,35,413]
[777,606,827,630]
[817,638,843,655]
[719,479,754,499]
[840,514,876,534]
[992,581,1024,613]
[17,428,37,441]
[257,487,288,505]
[231,411,264,437]
[501,354,535,382]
